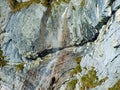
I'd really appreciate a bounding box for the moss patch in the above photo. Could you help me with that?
[66,79,77,90]
[80,67,108,90]
[75,57,82,64]
[72,5,76,11]
[70,65,82,76]
[108,79,120,90]
[70,57,82,76]
[0,60,8,67]
[7,0,40,13]
[80,0,85,8]
[0,47,8,67]
[8,0,71,13]
[15,62,25,71]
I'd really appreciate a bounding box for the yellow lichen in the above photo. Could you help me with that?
[15,62,25,71]
[66,79,78,90]
[108,79,120,90]
[80,67,108,90]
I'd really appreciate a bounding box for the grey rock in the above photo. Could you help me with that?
[0,0,120,90]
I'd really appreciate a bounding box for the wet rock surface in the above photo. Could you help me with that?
[0,0,120,90]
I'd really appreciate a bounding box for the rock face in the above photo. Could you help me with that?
[0,0,120,90]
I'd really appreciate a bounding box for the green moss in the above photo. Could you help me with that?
[70,65,82,76]
[75,57,82,64]
[67,79,78,90]
[70,57,82,76]
[0,47,8,67]
[72,5,76,11]
[0,60,8,67]
[108,79,120,90]
[42,0,71,7]
[8,0,40,13]
[15,62,25,71]
[80,67,108,90]
[8,0,71,13]
[80,0,85,8]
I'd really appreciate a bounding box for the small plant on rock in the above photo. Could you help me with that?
[0,47,8,67]
[66,79,78,90]
[70,57,82,76]
[108,79,120,90]
[80,67,108,90]
[15,62,25,71]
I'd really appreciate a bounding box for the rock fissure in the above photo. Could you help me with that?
[114,44,120,48]
[35,31,99,59]
[36,1,120,59]
[111,53,120,62]
[95,0,118,31]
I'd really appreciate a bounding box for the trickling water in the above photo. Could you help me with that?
[36,8,70,90]
[57,7,68,47]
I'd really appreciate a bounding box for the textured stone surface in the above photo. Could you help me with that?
[0,0,120,90]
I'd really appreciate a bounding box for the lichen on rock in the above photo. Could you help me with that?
[0,47,8,67]
[66,79,77,90]
[108,79,120,90]
[7,0,40,12]
[7,0,71,13]
[80,67,108,90]
[15,62,25,71]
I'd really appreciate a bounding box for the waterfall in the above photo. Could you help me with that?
[34,7,70,90]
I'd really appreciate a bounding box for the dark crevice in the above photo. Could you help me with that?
[36,30,99,59]
[115,5,120,10]
[37,47,64,58]
[26,28,99,60]
[114,44,120,48]
[106,0,115,8]
[48,77,56,90]
[95,16,110,30]
[95,0,117,30]
[28,0,117,60]
[50,77,56,86]
[27,16,105,60]
[111,53,120,62]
